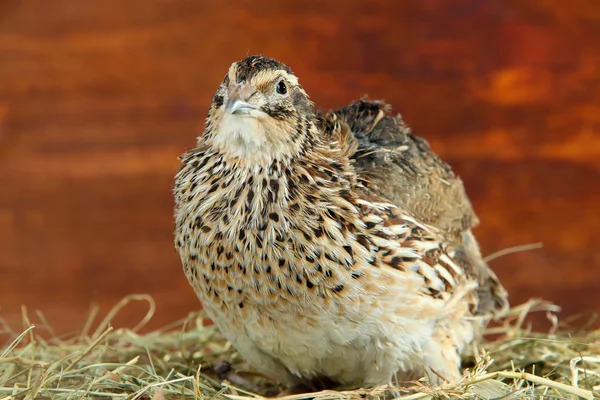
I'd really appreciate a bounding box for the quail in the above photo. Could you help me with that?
[174,55,508,391]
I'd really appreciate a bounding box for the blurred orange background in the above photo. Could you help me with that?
[1,0,599,335]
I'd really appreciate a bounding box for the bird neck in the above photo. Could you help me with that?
[176,122,354,238]
[202,113,320,168]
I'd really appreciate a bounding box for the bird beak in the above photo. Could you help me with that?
[225,84,258,115]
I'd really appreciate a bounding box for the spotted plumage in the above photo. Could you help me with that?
[317,99,508,316]
[174,55,507,390]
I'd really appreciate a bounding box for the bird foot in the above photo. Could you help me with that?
[213,360,280,396]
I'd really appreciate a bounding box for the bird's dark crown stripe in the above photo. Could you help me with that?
[235,55,293,83]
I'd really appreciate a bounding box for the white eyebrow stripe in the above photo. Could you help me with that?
[228,62,238,83]
[284,72,299,86]
[246,69,300,88]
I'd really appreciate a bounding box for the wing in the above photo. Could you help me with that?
[317,99,508,317]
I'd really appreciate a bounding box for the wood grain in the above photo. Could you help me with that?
[1,0,599,334]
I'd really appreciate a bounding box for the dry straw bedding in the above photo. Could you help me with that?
[0,295,598,400]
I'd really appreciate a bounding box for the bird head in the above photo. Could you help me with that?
[204,55,315,163]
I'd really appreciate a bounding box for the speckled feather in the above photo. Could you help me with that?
[317,99,508,316]
[174,56,506,390]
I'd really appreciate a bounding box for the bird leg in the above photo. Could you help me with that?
[213,360,282,396]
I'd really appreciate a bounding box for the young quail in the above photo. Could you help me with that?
[174,56,508,390]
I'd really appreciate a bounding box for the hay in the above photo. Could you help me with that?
[1,295,598,400]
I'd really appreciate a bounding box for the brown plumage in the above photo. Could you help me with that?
[173,55,508,391]
[317,99,508,317]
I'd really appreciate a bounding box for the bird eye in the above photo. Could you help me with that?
[275,80,288,95]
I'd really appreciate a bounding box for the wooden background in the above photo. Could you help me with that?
[1,0,599,335]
